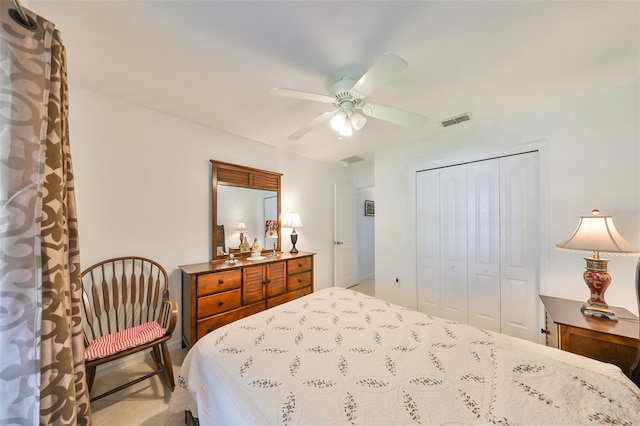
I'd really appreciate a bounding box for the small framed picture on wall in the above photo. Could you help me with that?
[364,200,375,217]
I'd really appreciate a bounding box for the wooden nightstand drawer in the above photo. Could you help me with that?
[560,324,639,370]
[197,288,241,318]
[197,270,241,296]
[287,256,312,275]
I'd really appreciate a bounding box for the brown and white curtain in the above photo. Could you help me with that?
[1,2,91,424]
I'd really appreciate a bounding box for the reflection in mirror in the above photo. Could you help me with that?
[217,186,278,254]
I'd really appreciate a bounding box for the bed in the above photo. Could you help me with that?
[169,287,640,425]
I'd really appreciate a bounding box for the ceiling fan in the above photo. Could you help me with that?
[271,52,428,140]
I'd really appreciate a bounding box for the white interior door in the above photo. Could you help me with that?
[334,183,359,288]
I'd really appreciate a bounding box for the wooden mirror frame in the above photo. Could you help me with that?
[211,160,282,260]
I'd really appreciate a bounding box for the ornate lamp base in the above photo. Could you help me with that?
[581,303,617,321]
[582,257,617,321]
[290,229,298,254]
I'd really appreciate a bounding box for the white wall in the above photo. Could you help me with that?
[68,86,355,353]
[358,187,375,280]
[375,81,640,319]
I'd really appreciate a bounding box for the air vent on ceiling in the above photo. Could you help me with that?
[441,112,472,128]
[341,155,364,165]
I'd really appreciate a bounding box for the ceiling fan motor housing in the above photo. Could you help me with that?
[331,78,362,117]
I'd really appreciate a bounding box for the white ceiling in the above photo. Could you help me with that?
[28,1,640,167]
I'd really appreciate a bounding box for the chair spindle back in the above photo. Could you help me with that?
[81,256,169,343]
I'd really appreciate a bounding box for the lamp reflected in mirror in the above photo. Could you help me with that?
[236,222,247,248]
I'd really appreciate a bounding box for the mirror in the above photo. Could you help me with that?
[212,161,281,260]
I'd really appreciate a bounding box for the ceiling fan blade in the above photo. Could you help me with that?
[350,53,408,98]
[271,88,335,103]
[361,103,428,129]
[288,111,337,140]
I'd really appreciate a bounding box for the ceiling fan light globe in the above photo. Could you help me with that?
[339,122,353,137]
[330,112,346,131]
[351,112,367,131]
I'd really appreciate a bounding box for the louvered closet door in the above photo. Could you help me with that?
[500,153,539,341]
[467,160,501,332]
[416,170,440,315]
[439,166,468,323]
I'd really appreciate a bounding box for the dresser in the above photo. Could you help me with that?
[540,295,639,374]
[180,252,314,347]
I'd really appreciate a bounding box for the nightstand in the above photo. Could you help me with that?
[540,295,639,374]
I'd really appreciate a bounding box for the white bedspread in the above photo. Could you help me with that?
[169,287,640,425]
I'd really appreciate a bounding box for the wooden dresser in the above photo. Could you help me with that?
[180,252,314,347]
[540,295,639,374]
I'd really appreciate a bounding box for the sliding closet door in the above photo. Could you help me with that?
[439,166,468,323]
[467,160,501,332]
[416,170,440,315]
[500,153,539,341]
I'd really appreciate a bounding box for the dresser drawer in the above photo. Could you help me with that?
[197,288,241,319]
[197,270,241,296]
[287,270,312,291]
[267,286,312,309]
[196,303,265,339]
[287,256,312,275]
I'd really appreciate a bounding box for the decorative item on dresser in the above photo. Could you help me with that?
[282,212,303,254]
[179,251,315,347]
[555,209,640,321]
[540,294,639,378]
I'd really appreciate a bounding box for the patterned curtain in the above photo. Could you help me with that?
[0,2,91,424]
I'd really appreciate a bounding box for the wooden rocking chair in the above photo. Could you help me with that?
[81,256,178,401]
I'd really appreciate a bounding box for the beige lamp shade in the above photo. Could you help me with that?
[556,210,640,256]
[282,213,303,229]
[236,222,248,232]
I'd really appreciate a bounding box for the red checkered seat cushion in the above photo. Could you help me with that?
[85,321,167,361]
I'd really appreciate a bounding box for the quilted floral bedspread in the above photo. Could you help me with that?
[169,287,640,425]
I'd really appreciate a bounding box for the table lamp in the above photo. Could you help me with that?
[556,209,640,321]
[282,213,303,254]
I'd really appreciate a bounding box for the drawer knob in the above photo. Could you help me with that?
[298,278,302,283]
[218,301,224,306]
[298,263,302,267]
[218,279,224,285]
[207,327,213,333]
